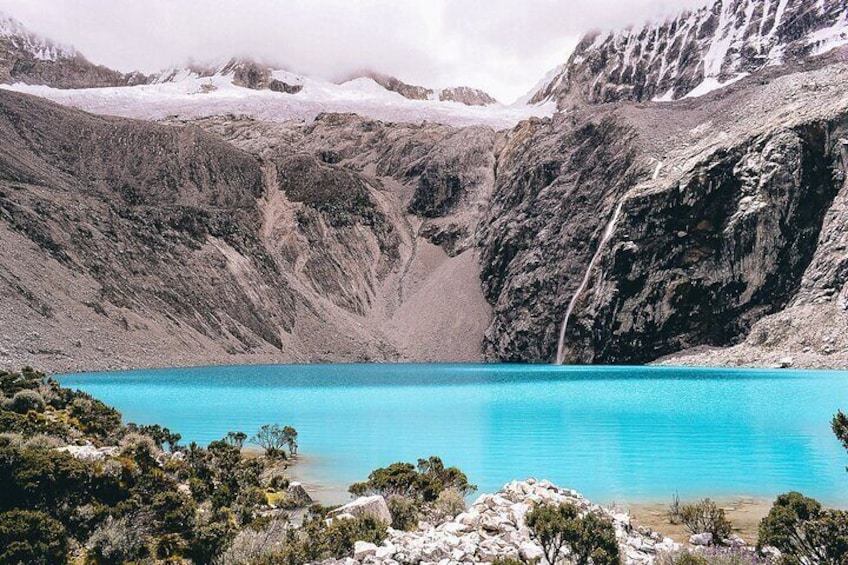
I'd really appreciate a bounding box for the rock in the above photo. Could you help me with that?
[353,541,378,560]
[519,541,544,561]
[690,532,714,546]
[351,479,677,565]
[779,356,794,369]
[724,535,748,548]
[55,443,118,462]
[328,495,392,525]
[285,481,313,507]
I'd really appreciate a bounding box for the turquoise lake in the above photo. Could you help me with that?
[59,364,848,506]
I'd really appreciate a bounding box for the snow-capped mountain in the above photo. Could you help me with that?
[0,12,139,89]
[531,0,848,105]
[0,12,527,127]
[0,12,76,61]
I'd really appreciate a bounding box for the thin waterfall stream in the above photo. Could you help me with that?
[555,197,627,365]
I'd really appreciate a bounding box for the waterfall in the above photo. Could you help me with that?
[555,197,627,365]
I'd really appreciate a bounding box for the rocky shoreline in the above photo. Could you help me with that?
[321,479,687,565]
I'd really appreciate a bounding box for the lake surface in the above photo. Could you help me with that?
[59,364,848,506]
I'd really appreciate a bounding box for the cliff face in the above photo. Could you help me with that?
[483,37,848,364]
[532,0,848,104]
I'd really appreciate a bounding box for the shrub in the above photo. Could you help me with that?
[5,389,45,413]
[429,487,467,522]
[525,503,620,565]
[251,424,297,459]
[0,509,69,565]
[388,495,420,531]
[348,456,476,502]
[660,553,710,565]
[86,516,150,565]
[321,515,387,558]
[669,491,682,525]
[659,549,767,565]
[758,491,848,564]
[680,499,732,545]
[69,396,121,437]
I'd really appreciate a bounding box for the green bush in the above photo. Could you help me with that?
[348,456,476,502]
[0,509,69,565]
[388,495,420,531]
[429,487,467,522]
[5,389,46,413]
[758,491,848,564]
[525,503,620,565]
[680,499,732,545]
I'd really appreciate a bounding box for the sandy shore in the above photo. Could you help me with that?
[627,496,772,544]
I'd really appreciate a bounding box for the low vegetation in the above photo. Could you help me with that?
[525,502,620,565]
[680,499,733,545]
[0,367,301,564]
[349,455,476,530]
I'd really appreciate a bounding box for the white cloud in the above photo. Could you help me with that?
[0,0,710,103]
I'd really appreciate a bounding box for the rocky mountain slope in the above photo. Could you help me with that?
[0,89,497,372]
[532,0,848,104]
[2,0,848,371]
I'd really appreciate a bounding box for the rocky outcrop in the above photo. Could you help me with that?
[479,114,642,362]
[439,86,497,107]
[320,479,680,565]
[532,0,848,105]
[350,71,498,107]
[223,58,303,93]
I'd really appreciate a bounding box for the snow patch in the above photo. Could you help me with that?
[684,72,749,99]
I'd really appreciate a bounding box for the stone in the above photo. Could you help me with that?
[353,541,378,560]
[690,532,714,546]
[285,481,313,507]
[519,541,544,561]
[328,495,392,525]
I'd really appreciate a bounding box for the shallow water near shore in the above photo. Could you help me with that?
[59,363,848,506]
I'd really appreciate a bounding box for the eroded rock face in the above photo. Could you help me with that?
[479,114,642,362]
[561,120,848,364]
[350,71,498,107]
[319,479,680,565]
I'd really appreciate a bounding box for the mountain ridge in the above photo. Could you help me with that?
[531,0,848,105]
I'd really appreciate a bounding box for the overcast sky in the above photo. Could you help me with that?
[0,0,710,103]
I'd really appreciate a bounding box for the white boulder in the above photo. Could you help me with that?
[328,495,392,525]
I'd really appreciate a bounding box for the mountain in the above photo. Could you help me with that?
[151,57,304,93]
[531,0,848,104]
[2,0,848,372]
[350,70,499,106]
[0,12,143,88]
[0,89,497,371]
[482,0,848,367]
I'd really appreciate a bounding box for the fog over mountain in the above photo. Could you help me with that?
[0,0,709,102]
